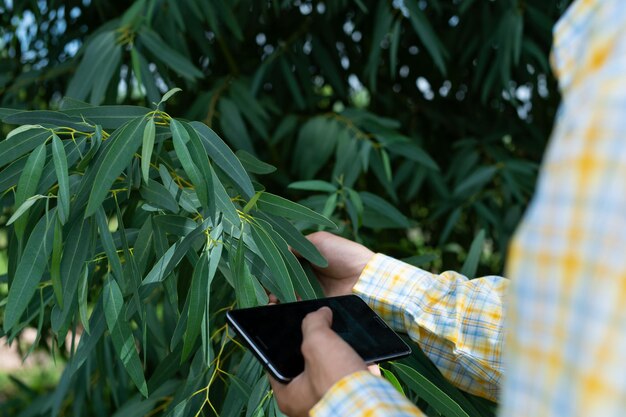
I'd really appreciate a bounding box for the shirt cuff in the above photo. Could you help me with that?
[353,253,431,333]
[310,370,422,417]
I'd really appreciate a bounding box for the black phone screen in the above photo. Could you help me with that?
[226,295,411,382]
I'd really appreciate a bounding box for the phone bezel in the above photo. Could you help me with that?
[226,312,293,383]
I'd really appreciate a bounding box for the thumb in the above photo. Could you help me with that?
[301,307,333,335]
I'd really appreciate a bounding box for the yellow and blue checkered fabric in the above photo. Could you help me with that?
[310,370,422,417]
[354,254,506,402]
[311,0,626,415]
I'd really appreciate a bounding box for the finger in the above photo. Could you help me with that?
[368,364,381,376]
[269,373,312,417]
[268,293,279,304]
[268,374,285,395]
[301,307,333,334]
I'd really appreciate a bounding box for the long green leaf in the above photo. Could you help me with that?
[211,164,240,227]
[159,87,183,105]
[104,277,124,330]
[4,110,88,130]
[250,222,296,302]
[96,207,124,288]
[85,116,147,217]
[14,143,47,206]
[90,40,121,105]
[105,276,148,396]
[0,107,22,119]
[365,0,393,92]
[140,179,180,213]
[141,118,156,184]
[237,150,276,175]
[52,217,93,334]
[404,2,447,75]
[255,193,336,229]
[51,300,106,416]
[52,133,70,224]
[50,218,63,307]
[219,97,254,154]
[453,166,498,197]
[279,57,305,110]
[0,156,27,194]
[288,180,337,193]
[6,195,47,226]
[231,237,258,309]
[386,141,439,171]
[460,229,485,279]
[111,312,148,397]
[380,367,406,395]
[191,121,254,199]
[66,31,121,104]
[141,219,210,285]
[182,250,213,361]
[0,125,49,169]
[78,267,90,334]
[292,117,338,179]
[258,213,327,268]
[360,192,410,228]
[138,28,203,80]
[183,121,215,216]
[4,212,55,331]
[172,119,209,209]
[62,105,151,129]
[310,37,346,97]
[14,142,47,241]
[392,363,470,417]
[257,218,317,301]
[246,377,269,417]
[153,215,197,236]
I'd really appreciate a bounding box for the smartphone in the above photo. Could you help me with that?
[226,295,411,383]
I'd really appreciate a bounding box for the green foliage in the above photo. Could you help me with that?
[0,0,571,416]
[0,98,331,416]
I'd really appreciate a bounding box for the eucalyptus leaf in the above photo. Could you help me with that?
[250,222,296,302]
[85,116,147,217]
[4,211,55,331]
[141,118,156,184]
[392,363,470,417]
[52,133,70,224]
[13,142,47,240]
[460,229,486,279]
[191,121,255,199]
[256,193,336,229]
[237,150,276,175]
[159,87,183,105]
[181,250,214,361]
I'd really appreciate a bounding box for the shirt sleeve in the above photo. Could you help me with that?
[310,370,424,417]
[310,255,507,417]
[353,254,507,402]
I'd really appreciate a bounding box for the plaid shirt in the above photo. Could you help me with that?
[311,1,626,416]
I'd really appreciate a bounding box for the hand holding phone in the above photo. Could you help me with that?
[269,306,369,417]
[226,295,411,383]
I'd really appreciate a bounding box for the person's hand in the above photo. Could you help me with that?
[301,232,375,297]
[270,307,368,417]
